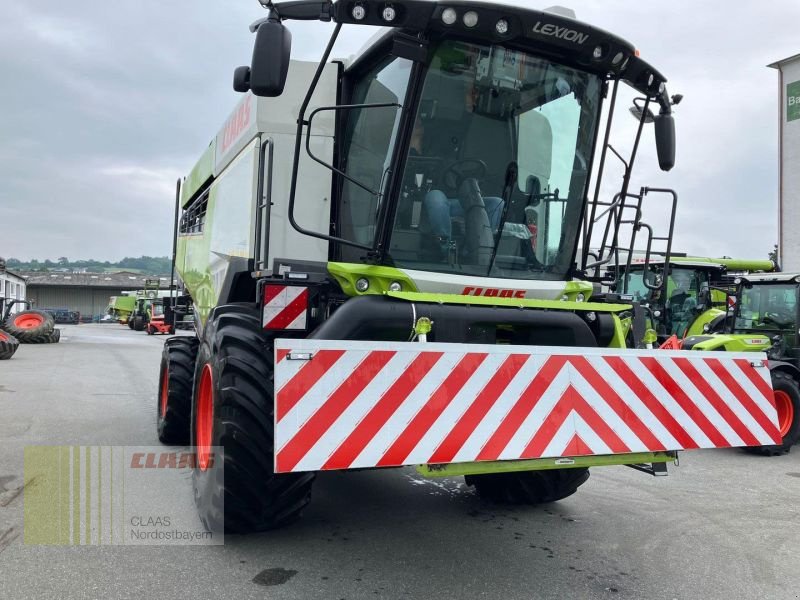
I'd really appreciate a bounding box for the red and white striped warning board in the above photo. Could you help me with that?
[263,285,308,330]
[273,340,781,473]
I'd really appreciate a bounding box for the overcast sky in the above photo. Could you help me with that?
[1,1,798,262]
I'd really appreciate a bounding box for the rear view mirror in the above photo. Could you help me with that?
[233,19,292,97]
[653,113,676,171]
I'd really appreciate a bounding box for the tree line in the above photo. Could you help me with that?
[5,256,172,275]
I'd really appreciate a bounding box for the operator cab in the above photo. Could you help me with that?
[735,273,800,359]
[237,0,677,289]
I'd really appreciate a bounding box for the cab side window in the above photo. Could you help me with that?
[338,56,412,256]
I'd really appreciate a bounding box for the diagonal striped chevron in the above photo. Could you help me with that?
[262,285,308,330]
[273,340,781,473]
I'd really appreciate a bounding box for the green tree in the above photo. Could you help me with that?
[768,244,779,265]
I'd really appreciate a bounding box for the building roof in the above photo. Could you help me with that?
[0,269,26,282]
[767,53,800,69]
[741,273,800,284]
[21,271,175,289]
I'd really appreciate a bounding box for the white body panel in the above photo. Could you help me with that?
[266,133,333,266]
[400,268,586,299]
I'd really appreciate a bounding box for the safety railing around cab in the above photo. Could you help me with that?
[582,186,677,296]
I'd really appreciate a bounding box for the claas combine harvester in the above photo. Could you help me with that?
[157,0,783,533]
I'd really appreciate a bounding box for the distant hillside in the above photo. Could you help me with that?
[5,256,172,276]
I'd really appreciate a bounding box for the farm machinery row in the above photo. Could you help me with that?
[106,279,194,335]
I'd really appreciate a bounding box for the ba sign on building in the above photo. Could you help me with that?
[788,79,800,122]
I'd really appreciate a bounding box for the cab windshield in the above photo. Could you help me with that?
[735,283,798,332]
[389,40,602,279]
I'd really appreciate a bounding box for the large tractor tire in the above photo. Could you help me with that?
[157,336,199,444]
[128,318,135,330]
[0,331,20,360]
[133,315,146,331]
[191,304,315,533]
[752,371,800,456]
[3,310,54,343]
[466,468,590,505]
[46,329,61,343]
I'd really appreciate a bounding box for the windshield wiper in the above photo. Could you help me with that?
[487,161,519,275]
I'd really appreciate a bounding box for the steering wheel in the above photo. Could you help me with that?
[442,158,488,189]
[762,312,792,328]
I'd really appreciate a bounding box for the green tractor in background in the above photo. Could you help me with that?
[128,279,165,331]
[682,272,800,454]
[107,295,136,324]
[613,256,776,342]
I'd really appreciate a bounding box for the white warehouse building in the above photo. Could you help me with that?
[769,54,800,271]
[0,258,27,314]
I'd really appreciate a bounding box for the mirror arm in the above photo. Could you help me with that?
[285,23,375,250]
[304,102,402,197]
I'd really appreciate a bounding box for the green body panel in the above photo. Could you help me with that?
[327,263,420,295]
[609,315,631,349]
[416,451,675,477]
[385,291,631,313]
[685,308,725,337]
[181,141,215,208]
[670,256,775,272]
[109,296,135,314]
[687,333,771,352]
[176,185,219,327]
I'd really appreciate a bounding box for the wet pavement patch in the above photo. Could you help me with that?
[252,568,298,586]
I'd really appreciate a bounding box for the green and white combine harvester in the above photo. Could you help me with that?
[157,0,783,533]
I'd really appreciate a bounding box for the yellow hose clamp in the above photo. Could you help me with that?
[415,317,433,336]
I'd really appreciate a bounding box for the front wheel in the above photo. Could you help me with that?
[752,371,800,456]
[466,468,590,504]
[0,331,20,360]
[157,336,198,444]
[191,304,315,533]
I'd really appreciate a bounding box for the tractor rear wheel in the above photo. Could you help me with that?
[466,468,590,505]
[0,331,20,359]
[127,318,134,330]
[133,316,146,331]
[3,310,54,343]
[753,371,800,456]
[157,336,199,444]
[191,304,314,533]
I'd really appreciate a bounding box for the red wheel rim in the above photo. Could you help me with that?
[774,390,794,438]
[196,364,214,471]
[159,367,169,418]
[14,313,44,329]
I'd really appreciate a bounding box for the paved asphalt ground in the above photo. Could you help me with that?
[0,324,798,600]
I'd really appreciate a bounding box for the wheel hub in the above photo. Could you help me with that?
[774,390,794,438]
[196,364,214,471]
[14,314,44,329]
[159,367,169,418]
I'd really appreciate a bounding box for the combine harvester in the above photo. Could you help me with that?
[158,0,782,532]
